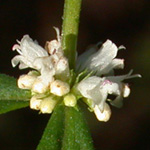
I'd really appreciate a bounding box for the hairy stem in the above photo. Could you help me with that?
[62,0,82,69]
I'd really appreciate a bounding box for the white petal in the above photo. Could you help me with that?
[85,40,118,75]
[110,95,123,108]
[53,27,61,42]
[55,57,70,80]
[76,46,96,71]
[102,80,121,96]
[101,79,124,108]
[33,56,54,71]
[96,58,124,75]
[123,84,130,97]
[18,63,29,69]
[11,55,33,69]
[118,45,126,50]
[32,56,56,86]
[20,35,48,57]
[102,78,131,108]
[77,76,102,98]
[12,35,49,70]
[94,103,111,122]
[107,70,141,82]
[112,59,124,69]
[11,55,25,67]
[77,76,107,111]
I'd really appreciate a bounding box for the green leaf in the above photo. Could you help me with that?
[62,106,94,150]
[37,104,65,150]
[37,104,94,150]
[0,74,31,100]
[0,74,31,114]
[0,100,29,114]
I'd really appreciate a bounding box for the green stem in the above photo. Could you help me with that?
[62,0,82,69]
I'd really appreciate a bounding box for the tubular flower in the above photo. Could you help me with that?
[76,40,141,122]
[11,28,70,113]
[12,29,140,121]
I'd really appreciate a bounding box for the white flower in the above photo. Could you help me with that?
[77,71,140,121]
[77,40,124,76]
[11,34,55,86]
[11,35,49,69]
[32,56,56,89]
[77,40,141,121]
[11,28,70,93]
[77,76,107,111]
[11,29,140,120]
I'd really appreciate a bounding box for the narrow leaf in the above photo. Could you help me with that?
[0,100,29,114]
[0,74,31,100]
[37,104,65,150]
[62,106,94,150]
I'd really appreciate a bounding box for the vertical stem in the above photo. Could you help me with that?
[61,1,94,149]
[62,0,82,69]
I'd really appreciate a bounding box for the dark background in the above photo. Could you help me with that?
[0,0,150,149]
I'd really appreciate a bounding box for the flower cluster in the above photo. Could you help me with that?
[12,28,140,121]
[12,28,71,113]
[76,40,140,121]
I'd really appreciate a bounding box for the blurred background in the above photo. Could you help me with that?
[0,0,150,149]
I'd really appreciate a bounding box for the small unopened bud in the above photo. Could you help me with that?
[123,84,130,98]
[64,93,77,107]
[32,79,49,93]
[40,97,57,114]
[50,80,70,96]
[94,103,111,122]
[18,74,37,89]
[45,39,61,55]
[30,96,42,110]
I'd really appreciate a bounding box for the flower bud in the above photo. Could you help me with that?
[30,96,42,110]
[123,84,130,98]
[18,74,37,89]
[50,80,70,96]
[47,40,60,55]
[64,93,77,107]
[40,97,57,114]
[94,103,111,122]
[32,78,49,93]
